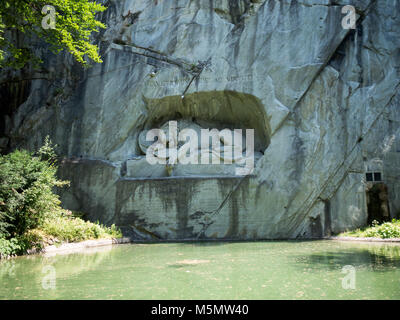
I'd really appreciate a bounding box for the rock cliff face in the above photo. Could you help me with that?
[1,0,399,239]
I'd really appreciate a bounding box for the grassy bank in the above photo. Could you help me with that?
[0,138,121,259]
[0,210,122,258]
[338,219,400,239]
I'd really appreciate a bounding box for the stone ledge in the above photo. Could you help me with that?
[28,237,133,257]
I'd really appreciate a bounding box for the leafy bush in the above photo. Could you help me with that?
[0,237,22,258]
[0,139,122,258]
[0,139,68,238]
[339,219,400,239]
[364,219,400,239]
[40,212,122,243]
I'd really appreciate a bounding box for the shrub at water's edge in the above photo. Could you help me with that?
[338,219,400,239]
[38,211,121,243]
[0,138,122,259]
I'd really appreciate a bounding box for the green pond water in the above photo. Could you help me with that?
[1,240,400,299]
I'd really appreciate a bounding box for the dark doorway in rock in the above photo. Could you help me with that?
[366,183,390,225]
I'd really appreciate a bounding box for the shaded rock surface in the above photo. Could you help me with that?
[1,0,399,239]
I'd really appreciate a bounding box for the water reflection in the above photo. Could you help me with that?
[1,241,399,299]
[293,242,400,272]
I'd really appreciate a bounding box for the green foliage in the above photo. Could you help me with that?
[339,219,400,239]
[0,139,122,258]
[41,212,122,243]
[0,232,40,258]
[0,145,68,238]
[0,138,66,258]
[0,212,122,258]
[0,237,22,258]
[38,136,58,164]
[0,22,4,63]
[364,219,400,239]
[0,0,107,69]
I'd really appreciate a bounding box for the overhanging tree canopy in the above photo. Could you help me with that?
[0,0,107,69]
